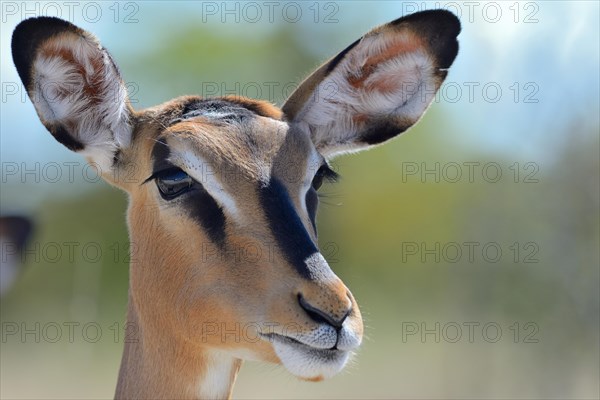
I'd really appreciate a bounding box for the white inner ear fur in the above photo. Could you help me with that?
[297,32,438,157]
[30,33,131,171]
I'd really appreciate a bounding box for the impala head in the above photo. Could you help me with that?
[12,11,459,382]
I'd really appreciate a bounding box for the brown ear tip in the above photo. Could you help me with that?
[12,17,81,91]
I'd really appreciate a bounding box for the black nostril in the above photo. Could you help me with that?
[298,294,350,329]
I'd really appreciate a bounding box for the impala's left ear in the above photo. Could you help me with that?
[12,17,133,171]
[282,10,460,158]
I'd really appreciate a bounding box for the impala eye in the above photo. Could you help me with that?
[155,168,193,199]
[312,164,339,191]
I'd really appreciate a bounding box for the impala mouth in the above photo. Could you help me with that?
[260,332,352,380]
[261,332,339,353]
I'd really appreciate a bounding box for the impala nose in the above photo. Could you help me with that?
[298,293,351,329]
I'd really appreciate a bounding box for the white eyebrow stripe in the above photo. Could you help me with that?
[172,150,240,219]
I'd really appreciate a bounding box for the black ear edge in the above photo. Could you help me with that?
[356,117,411,146]
[390,9,461,32]
[324,10,460,77]
[325,37,361,74]
[391,9,461,70]
[47,123,86,151]
[11,17,83,92]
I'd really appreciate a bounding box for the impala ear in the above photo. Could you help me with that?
[282,10,460,158]
[11,17,132,171]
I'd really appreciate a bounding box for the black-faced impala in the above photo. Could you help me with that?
[12,10,459,399]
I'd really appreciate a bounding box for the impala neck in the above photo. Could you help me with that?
[114,295,242,399]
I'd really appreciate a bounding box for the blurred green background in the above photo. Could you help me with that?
[1,1,598,399]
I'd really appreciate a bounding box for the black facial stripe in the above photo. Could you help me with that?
[306,188,319,233]
[183,188,226,248]
[259,177,318,280]
[150,139,226,247]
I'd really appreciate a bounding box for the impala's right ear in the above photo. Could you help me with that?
[12,17,132,171]
[283,10,460,158]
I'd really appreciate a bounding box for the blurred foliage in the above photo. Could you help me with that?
[122,24,321,107]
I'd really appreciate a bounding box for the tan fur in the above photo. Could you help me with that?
[105,98,361,398]
[13,10,459,399]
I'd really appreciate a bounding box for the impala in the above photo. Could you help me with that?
[11,10,460,399]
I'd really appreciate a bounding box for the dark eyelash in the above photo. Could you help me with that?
[321,165,340,183]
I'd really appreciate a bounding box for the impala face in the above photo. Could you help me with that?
[127,96,362,379]
[12,10,460,386]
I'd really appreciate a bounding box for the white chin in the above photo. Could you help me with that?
[271,336,351,380]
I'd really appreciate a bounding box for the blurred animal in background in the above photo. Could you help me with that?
[0,216,33,296]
